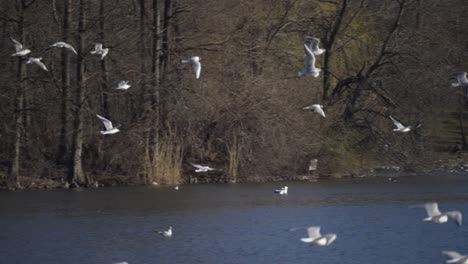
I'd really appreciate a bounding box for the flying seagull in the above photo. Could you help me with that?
[25,57,48,71]
[303,104,326,118]
[298,44,321,77]
[181,56,201,79]
[157,226,172,237]
[411,202,462,226]
[191,163,217,173]
[116,80,131,90]
[304,36,326,56]
[50,41,77,54]
[90,43,109,60]
[300,226,337,246]
[274,186,288,195]
[96,114,120,135]
[451,72,468,87]
[389,116,411,132]
[442,251,468,264]
[10,37,31,57]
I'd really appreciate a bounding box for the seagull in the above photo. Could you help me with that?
[389,116,411,132]
[191,163,217,173]
[300,226,337,246]
[157,226,172,237]
[274,186,288,195]
[298,44,321,77]
[25,57,48,71]
[442,251,468,264]
[10,37,31,57]
[181,56,201,79]
[90,43,109,60]
[96,114,120,135]
[451,72,468,87]
[304,36,326,56]
[49,41,77,54]
[411,202,462,226]
[116,80,131,90]
[174,186,179,190]
[303,104,326,118]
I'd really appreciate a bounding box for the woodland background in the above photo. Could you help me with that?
[0,0,467,188]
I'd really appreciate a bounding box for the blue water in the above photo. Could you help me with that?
[0,175,467,264]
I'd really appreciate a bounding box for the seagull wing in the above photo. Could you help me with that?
[323,234,337,245]
[10,37,23,51]
[96,114,113,131]
[424,202,441,217]
[446,211,462,226]
[191,163,204,170]
[34,60,48,71]
[65,43,78,54]
[442,251,463,261]
[192,61,201,79]
[303,44,316,72]
[306,226,321,239]
[315,106,326,118]
[389,116,405,130]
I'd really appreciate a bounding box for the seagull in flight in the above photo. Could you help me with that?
[96,114,120,135]
[451,72,468,87]
[10,37,31,57]
[389,116,411,132]
[442,251,468,264]
[181,56,201,79]
[90,43,109,60]
[25,57,48,71]
[116,80,131,90]
[298,44,321,78]
[50,41,77,54]
[303,104,325,118]
[157,226,172,237]
[304,36,326,56]
[191,163,217,173]
[411,202,462,226]
[274,186,288,195]
[300,226,337,246]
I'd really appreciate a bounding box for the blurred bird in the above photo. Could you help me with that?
[50,41,77,54]
[10,37,31,57]
[25,57,48,71]
[181,56,201,79]
[274,186,288,195]
[116,80,131,90]
[90,43,109,60]
[96,114,120,135]
[191,163,217,173]
[304,36,326,55]
[298,44,321,77]
[389,116,411,132]
[157,226,172,237]
[300,226,337,246]
[442,251,468,264]
[303,104,326,118]
[451,72,468,87]
[411,202,462,226]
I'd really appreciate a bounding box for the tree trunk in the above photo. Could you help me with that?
[99,0,110,117]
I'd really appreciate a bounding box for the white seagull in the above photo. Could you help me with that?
[25,57,48,71]
[412,202,462,226]
[157,226,172,237]
[50,41,77,54]
[96,114,120,135]
[191,163,216,173]
[10,37,31,57]
[451,72,468,87]
[300,226,337,246]
[181,56,201,79]
[442,251,468,264]
[389,116,411,132]
[90,43,109,60]
[116,80,131,90]
[303,104,326,118]
[274,186,288,195]
[298,44,321,78]
[304,36,326,56]
[174,186,179,190]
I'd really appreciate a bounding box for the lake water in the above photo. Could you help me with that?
[1,174,468,264]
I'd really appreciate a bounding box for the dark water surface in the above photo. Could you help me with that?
[1,175,468,264]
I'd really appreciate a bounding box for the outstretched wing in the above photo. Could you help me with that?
[442,251,463,260]
[191,163,204,170]
[423,202,441,217]
[306,226,321,239]
[65,43,78,54]
[10,37,23,51]
[323,234,337,245]
[389,116,405,130]
[96,114,113,130]
[446,211,462,226]
[35,60,48,71]
[303,44,316,72]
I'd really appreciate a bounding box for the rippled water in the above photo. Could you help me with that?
[1,174,468,264]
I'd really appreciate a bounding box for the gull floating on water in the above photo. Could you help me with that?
[96,114,120,135]
[157,226,172,237]
[191,163,217,173]
[298,44,321,77]
[389,116,411,132]
[90,43,109,60]
[301,226,337,246]
[26,57,48,71]
[274,186,288,195]
[116,80,131,90]
[304,36,326,56]
[451,72,468,87]
[442,251,468,264]
[411,202,462,226]
[10,37,31,57]
[50,41,77,54]
[303,104,325,118]
[181,56,201,79]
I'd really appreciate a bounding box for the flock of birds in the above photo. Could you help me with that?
[10,35,468,264]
